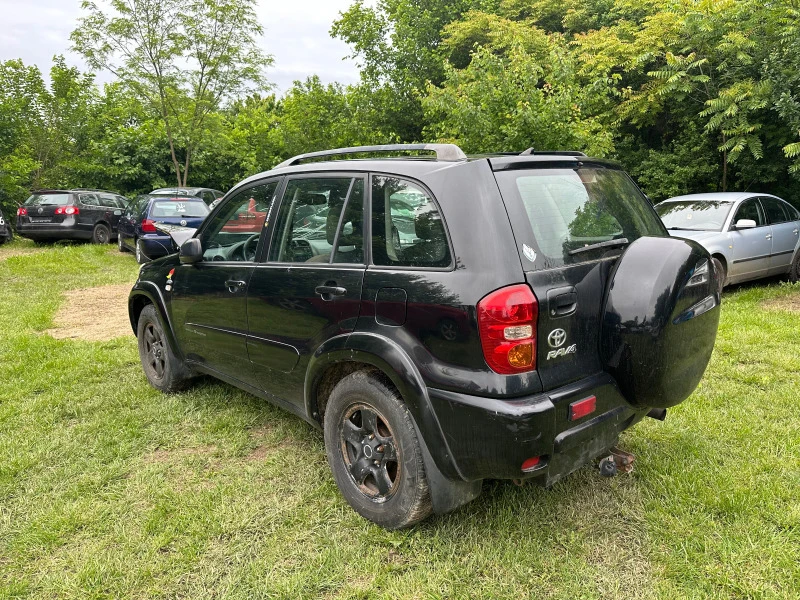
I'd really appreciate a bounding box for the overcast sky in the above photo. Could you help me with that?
[0,0,362,94]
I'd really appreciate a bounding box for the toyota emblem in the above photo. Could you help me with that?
[547,328,567,348]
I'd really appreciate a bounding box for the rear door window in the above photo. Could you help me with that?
[761,197,789,224]
[495,167,664,269]
[370,176,451,268]
[268,176,363,264]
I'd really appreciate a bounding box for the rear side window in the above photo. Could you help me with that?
[761,197,789,224]
[150,200,209,218]
[495,167,664,269]
[370,176,451,268]
[269,177,363,264]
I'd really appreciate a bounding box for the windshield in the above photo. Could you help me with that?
[24,193,71,206]
[655,200,733,232]
[150,200,209,218]
[495,167,665,269]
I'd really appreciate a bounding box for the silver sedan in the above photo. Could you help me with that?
[655,192,800,292]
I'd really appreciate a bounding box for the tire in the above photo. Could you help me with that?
[92,223,111,244]
[790,252,800,283]
[136,304,193,392]
[323,371,432,529]
[135,239,148,264]
[712,257,726,295]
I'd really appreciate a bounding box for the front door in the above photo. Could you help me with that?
[246,175,366,404]
[169,180,281,386]
[729,198,772,281]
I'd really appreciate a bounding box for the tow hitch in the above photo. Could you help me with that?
[598,446,635,477]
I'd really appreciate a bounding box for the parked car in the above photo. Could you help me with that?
[655,193,800,292]
[0,208,12,245]
[118,195,210,264]
[15,189,128,243]
[128,144,721,528]
[149,187,224,205]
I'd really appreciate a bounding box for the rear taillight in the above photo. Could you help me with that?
[477,284,538,374]
[55,206,79,215]
[141,218,157,233]
[17,207,27,216]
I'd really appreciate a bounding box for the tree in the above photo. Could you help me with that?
[71,0,272,187]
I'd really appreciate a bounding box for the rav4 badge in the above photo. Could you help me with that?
[546,328,576,360]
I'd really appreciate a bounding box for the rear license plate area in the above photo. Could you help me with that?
[30,218,52,223]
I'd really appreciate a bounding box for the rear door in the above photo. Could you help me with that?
[169,181,280,387]
[493,165,667,391]
[761,197,799,274]
[77,193,106,235]
[245,174,366,404]
[729,198,772,280]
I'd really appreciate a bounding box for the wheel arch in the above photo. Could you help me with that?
[305,332,463,482]
[128,282,181,357]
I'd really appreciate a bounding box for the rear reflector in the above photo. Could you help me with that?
[521,456,541,472]
[569,396,597,421]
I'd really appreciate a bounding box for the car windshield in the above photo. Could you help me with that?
[150,200,209,218]
[495,167,665,268]
[24,193,71,206]
[655,200,733,232]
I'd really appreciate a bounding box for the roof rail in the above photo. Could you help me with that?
[519,148,587,157]
[274,143,468,169]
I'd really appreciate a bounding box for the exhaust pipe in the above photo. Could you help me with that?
[647,408,667,421]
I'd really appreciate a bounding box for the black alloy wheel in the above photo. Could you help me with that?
[324,371,432,529]
[92,223,111,244]
[712,257,726,296]
[790,252,800,283]
[136,304,193,392]
[340,404,400,499]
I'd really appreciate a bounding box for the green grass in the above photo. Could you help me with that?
[0,238,798,599]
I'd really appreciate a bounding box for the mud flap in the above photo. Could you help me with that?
[414,423,482,514]
[601,236,721,409]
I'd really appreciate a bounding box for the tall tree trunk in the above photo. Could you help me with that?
[182,146,191,187]
[721,134,728,192]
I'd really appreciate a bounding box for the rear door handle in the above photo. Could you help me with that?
[766,234,772,240]
[793,229,798,235]
[546,286,577,317]
[315,285,347,300]
[225,280,246,293]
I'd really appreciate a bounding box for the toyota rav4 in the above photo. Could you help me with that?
[128,144,721,528]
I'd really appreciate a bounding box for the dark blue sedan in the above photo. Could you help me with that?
[117,195,210,263]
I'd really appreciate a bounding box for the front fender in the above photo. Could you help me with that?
[128,281,182,359]
[304,332,464,481]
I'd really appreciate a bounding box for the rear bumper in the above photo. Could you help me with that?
[15,222,91,240]
[427,372,648,483]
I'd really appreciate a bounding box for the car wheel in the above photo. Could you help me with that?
[137,304,193,392]
[92,223,111,244]
[712,257,726,295]
[324,371,432,529]
[135,240,148,264]
[790,252,800,283]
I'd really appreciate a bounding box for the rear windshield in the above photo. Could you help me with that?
[24,193,71,206]
[495,167,665,269]
[150,200,209,218]
[655,200,733,232]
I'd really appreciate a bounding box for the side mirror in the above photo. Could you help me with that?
[734,219,757,230]
[179,238,203,264]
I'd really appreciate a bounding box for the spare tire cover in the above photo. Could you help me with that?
[601,236,720,409]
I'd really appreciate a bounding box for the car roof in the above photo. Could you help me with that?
[660,192,779,203]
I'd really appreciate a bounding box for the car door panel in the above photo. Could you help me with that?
[729,198,771,282]
[245,175,366,404]
[762,197,799,274]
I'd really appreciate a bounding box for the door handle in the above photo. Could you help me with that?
[225,280,246,293]
[793,229,798,235]
[546,286,577,317]
[315,285,347,300]
[766,234,772,240]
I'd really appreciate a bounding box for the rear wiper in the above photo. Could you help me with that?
[568,238,629,256]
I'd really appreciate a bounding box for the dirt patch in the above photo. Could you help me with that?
[0,247,46,261]
[45,283,133,341]
[143,445,219,465]
[761,294,800,312]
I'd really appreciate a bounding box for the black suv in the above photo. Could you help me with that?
[128,144,721,528]
[16,189,129,243]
